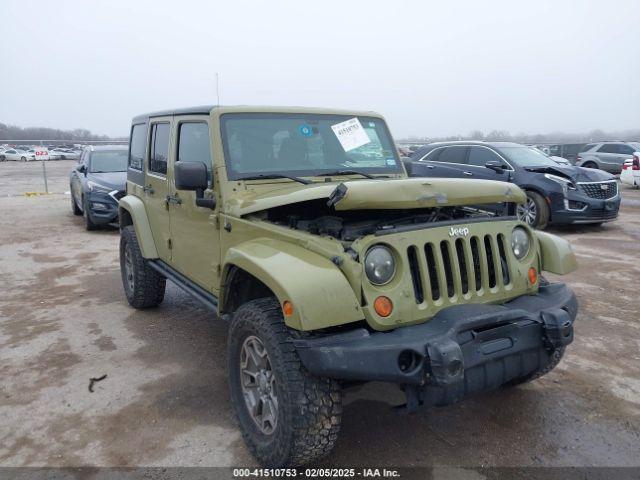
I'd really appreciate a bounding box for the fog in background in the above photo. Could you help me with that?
[1,0,639,139]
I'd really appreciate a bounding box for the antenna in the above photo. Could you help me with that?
[216,72,220,105]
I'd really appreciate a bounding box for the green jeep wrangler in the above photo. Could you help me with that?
[118,106,578,467]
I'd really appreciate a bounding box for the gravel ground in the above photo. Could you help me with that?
[0,161,639,468]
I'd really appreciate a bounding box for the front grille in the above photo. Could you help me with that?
[578,181,618,199]
[407,234,512,303]
[111,190,126,201]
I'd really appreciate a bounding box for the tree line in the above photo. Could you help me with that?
[399,128,640,145]
[0,123,124,141]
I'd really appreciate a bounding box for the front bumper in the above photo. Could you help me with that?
[549,191,620,224]
[86,191,121,224]
[295,283,577,406]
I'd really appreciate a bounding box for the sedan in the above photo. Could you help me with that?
[406,141,621,229]
[0,149,35,161]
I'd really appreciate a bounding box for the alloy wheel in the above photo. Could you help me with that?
[123,243,135,294]
[240,335,278,435]
[517,198,537,225]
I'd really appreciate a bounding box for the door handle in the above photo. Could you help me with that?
[463,171,473,176]
[143,185,154,194]
[426,165,435,169]
[165,194,182,205]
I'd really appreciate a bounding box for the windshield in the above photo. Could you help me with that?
[89,150,128,173]
[221,113,402,180]
[498,146,559,167]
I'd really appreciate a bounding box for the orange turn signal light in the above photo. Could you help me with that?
[282,301,294,317]
[528,267,538,285]
[374,296,393,317]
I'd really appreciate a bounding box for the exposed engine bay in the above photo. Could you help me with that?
[255,199,514,242]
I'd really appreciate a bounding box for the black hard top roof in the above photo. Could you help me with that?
[132,105,217,123]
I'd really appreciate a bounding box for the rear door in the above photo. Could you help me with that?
[168,117,221,293]
[144,118,173,261]
[413,146,470,178]
[595,144,622,172]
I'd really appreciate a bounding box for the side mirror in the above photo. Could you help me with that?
[174,161,216,209]
[77,164,86,174]
[485,161,505,174]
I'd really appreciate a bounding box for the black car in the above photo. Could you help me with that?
[70,145,128,230]
[406,141,620,228]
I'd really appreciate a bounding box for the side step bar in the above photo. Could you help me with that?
[147,260,219,313]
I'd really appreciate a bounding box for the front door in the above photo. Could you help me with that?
[167,117,221,293]
[145,118,173,262]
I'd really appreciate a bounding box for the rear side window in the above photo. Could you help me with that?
[177,122,212,173]
[468,146,502,167]
[581,143,597,152]
[619,144,635,155]
[597,144,618,153]
[420,148,442,162]
[149,123,170,175]
[438,146,468,164]
[129,124,147,170]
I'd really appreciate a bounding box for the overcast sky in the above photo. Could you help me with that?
[1,0,639,138]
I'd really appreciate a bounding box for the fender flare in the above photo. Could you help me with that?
[118,195,158,259]
[535,230,578,275]
[222,238,364,331]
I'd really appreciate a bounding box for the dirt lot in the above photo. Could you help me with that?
[1,161,639,468]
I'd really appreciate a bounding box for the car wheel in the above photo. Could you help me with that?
[582,161,598,169]
[61,155,66,160]
[83,198,99,231]
[0,155,5,161]
[228,297,342,467]
[516,191,549,229]
[71,190,82,216]
[21,156,26,162]
[119,225,166,308]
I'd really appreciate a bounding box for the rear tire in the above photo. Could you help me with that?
[517,191,549,229]
[582,161,598,169]
[228,297,342,467]
[119,225,166,308]
[21,156,26,162]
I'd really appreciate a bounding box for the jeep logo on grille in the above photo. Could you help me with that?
[449,226,469,237]
[600,184,609,190]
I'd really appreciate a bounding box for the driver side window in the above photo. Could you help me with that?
[468,146,503,167]
[177,122,212,182]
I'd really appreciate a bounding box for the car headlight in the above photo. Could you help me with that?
[87,180,112,193]
[511,227,530,260]
[364,245,396,285]
[544,173,576,195]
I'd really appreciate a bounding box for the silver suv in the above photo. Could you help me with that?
[576,141,640,174]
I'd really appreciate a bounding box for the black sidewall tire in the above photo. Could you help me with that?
[83,198,98,230]
[527,191,550,229]
[228,298,342,467]
[71,191,82,215]
[119,225,166,308]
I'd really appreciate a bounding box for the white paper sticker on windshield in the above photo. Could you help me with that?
[331,117,371,152]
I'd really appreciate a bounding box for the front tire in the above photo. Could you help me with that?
[119,225,166,308]
[71,191,82,215]
[517,191,549,229]
[582,161,598,169]
[228,297,342,467]
[83,198,98,230]
[21,156,26,162]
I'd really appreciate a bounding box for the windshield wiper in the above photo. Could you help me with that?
[239,174,312,185]
[319,169,382,179]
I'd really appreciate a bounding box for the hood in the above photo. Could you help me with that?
[86,171,127,191]
[525,164,614,183]
[225,177,526,216]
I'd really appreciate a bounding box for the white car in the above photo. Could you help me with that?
[0,148,35,161]
[50,148,79,160]
[620,152,640,188]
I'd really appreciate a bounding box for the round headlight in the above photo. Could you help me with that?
[511,227,530,260]
[364,246,396,285]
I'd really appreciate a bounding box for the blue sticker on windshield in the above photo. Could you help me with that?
[299,125,313,137]
[386,158,396,165]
